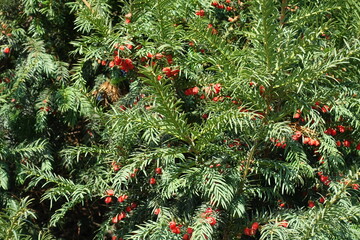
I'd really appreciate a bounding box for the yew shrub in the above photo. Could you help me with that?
[1,0,360,239]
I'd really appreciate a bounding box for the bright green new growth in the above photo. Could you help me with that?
[1,0,360,239]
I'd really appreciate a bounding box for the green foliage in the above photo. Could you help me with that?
[1,0,360,239]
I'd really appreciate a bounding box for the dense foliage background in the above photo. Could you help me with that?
[1,0,360,239]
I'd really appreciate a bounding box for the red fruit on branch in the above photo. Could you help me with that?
[319,197,325,203]
[155,53,163,59]
[184,86,199,96]
[155,167,162,174]
[293,109,301,118]
[320,175,328,182]
[154,208,161,215]
[308,200,315,208]
[243,227,256,236]
[106,190,115,196]
[3,47,10,54]
[337,125,345,133]
[169,221,177,229]
[324,128,336,136]
[206,216,217,226]
[205,208,213,214]
[182,234,190,240]
[213,83,221,94]
[104,197,112,204]
[187,228,194,234]
[303,137,310,144]
[118,195,128,202]
[171,227,181,234]
[195,10,205,16]
[251,222,259,230]
[343,140,351,147]
[352,184,359,190]
[149,177,156,184]
[279,220,289,228]
[259,85,265,94]
[118,212,126,220]
[356,143,360,150]
[112,216,118,224]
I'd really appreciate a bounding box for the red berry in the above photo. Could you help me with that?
[356,143,360,150]
[131,202,137,209]
[205,208,213,214]
[319,197,325,203]
[104,196,112,204]
[337,125,345,133]
[112,216,118,224]
[293,113,301,118]
[169,221,177,229]
[118,212,126,220]
[155,53,163,59]
[187,227,194,234]
[149,177,156,185]
[259,85,265,94]
[182,234,190,240]
[251,222,259,230]
[308,200,315,208]
[206,216,216,226]
[303,137,310,144]
[106,189,115,196]
[195,10,205,16]
[352,184,359,190]
[213,83,221,94]
[279,220,289,228]
[3,47,10,54]
[118,195,127,202]
[155,167,162,174]
[154,208,161,215]
[126,206,132,212]
[320,175,328,182]
[243,227,256,236]
[343,140,351,147]
[171,227,181,234]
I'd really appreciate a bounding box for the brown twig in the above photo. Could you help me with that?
[81,0,94,13]
[280,0,287,25]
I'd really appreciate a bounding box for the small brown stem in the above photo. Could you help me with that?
[242,141,258,180]
[81,0,94,13]
[280,0,287,25]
